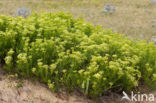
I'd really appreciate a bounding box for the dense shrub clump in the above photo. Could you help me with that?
[0,12,156,96]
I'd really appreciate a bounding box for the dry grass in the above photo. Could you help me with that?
[0,0,156,40]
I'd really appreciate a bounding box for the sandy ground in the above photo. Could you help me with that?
[0,68,94,103]
[0,65,156,103]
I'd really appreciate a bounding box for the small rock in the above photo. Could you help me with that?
[101,4,116,14]
[150,0,156,4]
[152,24,155,27]
[151,37,156,44]
[15,7,32,18]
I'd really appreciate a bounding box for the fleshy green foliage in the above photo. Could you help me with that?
[0,12,156,97]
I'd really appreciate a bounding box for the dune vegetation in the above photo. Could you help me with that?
[0,12,156,97]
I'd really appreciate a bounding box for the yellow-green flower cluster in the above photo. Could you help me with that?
[0,12,155,97]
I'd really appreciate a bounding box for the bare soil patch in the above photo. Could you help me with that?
[0,68,93,103]
[0,66,156,103]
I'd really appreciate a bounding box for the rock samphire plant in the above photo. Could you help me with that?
[0,12,156,97]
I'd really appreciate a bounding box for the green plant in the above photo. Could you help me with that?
[0,12,156,97]
[16,82,23,88]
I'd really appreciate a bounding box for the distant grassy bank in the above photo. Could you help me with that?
[0,0,156,41]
